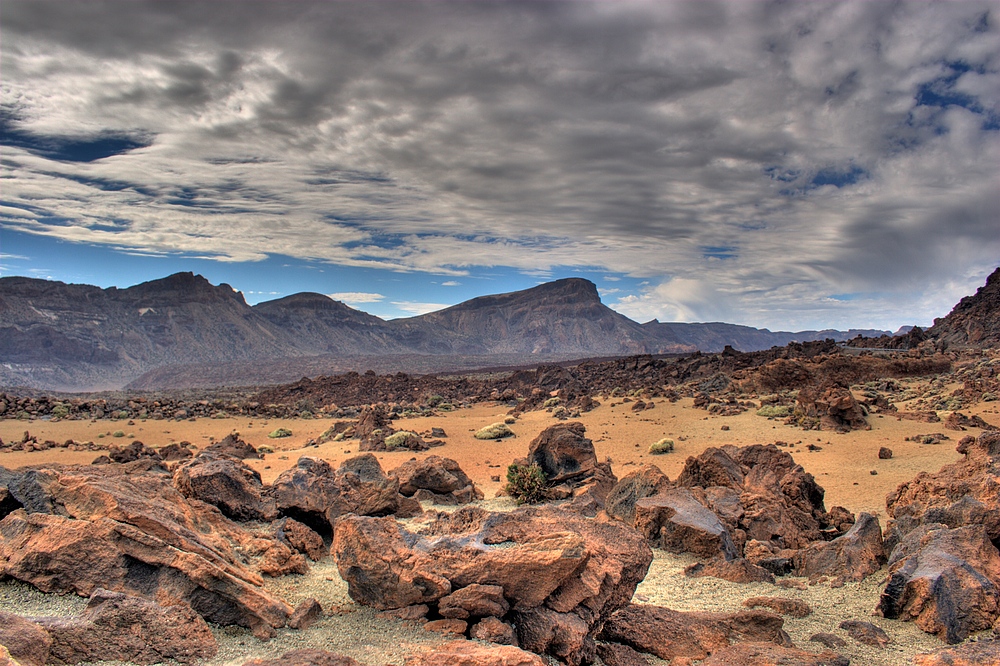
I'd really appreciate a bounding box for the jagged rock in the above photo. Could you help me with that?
[275,517,325,561]
[259,541,309,576]
[242,650,362,666]
[32,588,217,664]
[158,442,194,461]
[378,605,429,622]
[402,640,546,666]
[203,433,261,459]
[605,465,672,525]
[470,616,518,646]
[106,440,161,464]
[634,487,738,560]
[527,422,597,484]
[289,598,323,630]
[595,642,650,666]
[424,619,468,636]
[696,642,849,666]
[838,620,889,648]
[913,639,1000,666]
[334,504,651,666]
[794,386,870,432]
[173,453,277,521]
[438,584,509,620]
[390,456,482,505]
[878,446,893,459]
[809,633,847,650]
[877,523,1000,643]
[271,454,401,536]
[792,512,885,583]
[0,611,51,666]
[599,604,791,661]
[684,558,775,584]
[742,597,812,618]
[356,405,393,451]
[0,462,292,638]
[675,446,745,490]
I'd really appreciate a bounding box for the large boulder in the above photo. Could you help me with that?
[877,523,1000,643]
[792,512,885,583]
[271,454,403,537]
[599,603,791,661]
[605,465,672,525]
[355,405,394,451]
[527,422,597,484]
[203,433,261,459]
[173,453,277,521]
[403,640,546,666]
[697,642,849,666]
[913,639,1000,666]
[0,611,51,666]
[794,386,870,432]
[333,504,652,666]
[390,456,482,505]
[634,487,738,560]
[675,446,745,490]
[0,462,292,638]
[31,588,217,664]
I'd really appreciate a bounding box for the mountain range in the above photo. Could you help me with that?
[0,271,903,391]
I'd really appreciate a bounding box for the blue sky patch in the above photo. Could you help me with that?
[0,110,151,163]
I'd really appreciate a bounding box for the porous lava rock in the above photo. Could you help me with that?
[792,512,885,583]
[333,504,652,666]
[0,462,292,638]
[288,598,323,630]
[402,640,546,666]
[390,456,482,505]
[274,517,325,561]
[794,386,870,432]
[355,404,394,451]
[837,620,889,648]
[912,638,1000,666]
[32,588,217,664]
[271,454,404,537]
[203,432,261,459]
[469,616,518,646]
[0,610,51,666]
[599,603,791,661]
[634,487,738,560]
[696,642,849,666]
[877,523,1000,643]
[242,650,362,666]
[594,642,651,666]
[742,596,812,618]
[172,453,277,522]
[105,440,161,464]
[605,465,672,525]
[521,422,617,505]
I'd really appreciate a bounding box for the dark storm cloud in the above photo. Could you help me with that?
[1,0,998,328]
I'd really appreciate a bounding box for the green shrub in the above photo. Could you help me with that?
[474,422,514,440]
[983,392,996,402]
[427,395,444,407]
[437,403,454,412]
[543,397,561,409]
[258,445,274,454]
[648,438,674,454]
[756,405,792,418]
[112,430,125,438]
[268,427,293,439]
[51,404,70,419]
[505,463,547,505]
[384,431,417,450]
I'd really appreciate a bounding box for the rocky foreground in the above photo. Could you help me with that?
[2,416,999,666]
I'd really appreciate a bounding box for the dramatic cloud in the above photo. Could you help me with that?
[1,1,998,329]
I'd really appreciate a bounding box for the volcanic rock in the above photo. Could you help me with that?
[927,266,1000,348]
[333,504,651,665]
[390,456,482,505]
[684,557,776,584]
[288,598,323,630]
[274,517,325,561]
[0,611,51,666]
[438,584,509,620]
[402,640,546,666]
[792,512,885,583]
[696,642,849,666]
[877,523,1000,643]
[242,650,362,666]
[599,603,791,661]
[470,616,518,646]
[204,433,261,459]
[794,386,870,432]
[32,588,217,664]
[259,541,309,577]
[594,642,651,666]
[605,465,672,525]
[355,405,394,451]
[527,422,597,484]
[838,620,889,648]
[173,453,277,521]
[913,639,1000,666]
[106,440,161,464]
[742,597,812,618]
[634,487,738,560]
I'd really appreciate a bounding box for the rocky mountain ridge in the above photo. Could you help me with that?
[0,271,905,391]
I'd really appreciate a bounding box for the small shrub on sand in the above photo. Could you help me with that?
[506,463,547,505]
[257,445,274,454]
[384,431,418,450]
[543,397,561,409]
[268,427,293,439]
[50,404,70,419]
[756,405,792,418]
[474,422,514,440]
[648,438,674,454]
[111,430,125,438]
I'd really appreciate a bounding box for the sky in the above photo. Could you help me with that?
[1,1,998,329]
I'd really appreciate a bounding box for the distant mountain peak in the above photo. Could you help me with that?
[928,266,1000,347]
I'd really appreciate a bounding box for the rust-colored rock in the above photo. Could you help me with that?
[794,386,870,432]
[390,456,482,505]
[203,433,261,459]
[675,446,745,490]
[634,487,738,560]
[792,512,885,583]
[742,596,812,618]
[913,638,1000,666]
[599,604,791,661]
[424,619,468,636]
[527,422,597,484]
[173,453,277,521]
[697,642,849,666]
[33,588,217,664]
[242,650,362,666]
[0,611,51,666]
[878,446,893,459]
[403,640,546,666]
[877,523,1000,643]
[438,583,508,620]
[288,598,323,630]
[259,541,309,577]
[355,404,393,451]
[470,616,518,646]
[595,642,651,666]
[275,517,325,561]
[605,465,672,525]
[838,620,889,648]
[684,557,775,584]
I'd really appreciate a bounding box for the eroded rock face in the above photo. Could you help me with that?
[527,422,597,485]
[794,386,870,432]
[792,512,885,583]
[203,433,261,460]
[173,453,277,522]
[877,523,1000,643]
[32,589,218,665]
[0,610,51,666]
[634,488,738,560]
[333,504,652,666]
[271,454,402,536]
[599,603,791,661]
[390,456,482,505]
[242,650,363,666]
[0,462,292,638]
[912,639,1000,666]
[605,465,672,525]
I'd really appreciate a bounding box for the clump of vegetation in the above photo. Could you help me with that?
[426,395,444,407]
[111,430,125,438]
[543,397,561,409]
[268,427,293,439]
[503,416,517,425]
[437,402,455,412]
[648,438,674,454]
[983,392,996,402]
[505,463,547,505]
[475,422,514,440]
[756,405,792,418]
[50,403,70,419]
[257,445,274,454]
[384,431,418,450]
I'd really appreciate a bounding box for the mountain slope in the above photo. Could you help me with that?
[928,267,1000,348]
[642,320,891,352]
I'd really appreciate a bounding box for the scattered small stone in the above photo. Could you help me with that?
[288,598,322,630]
[878,446,893,459]
[810,633,848,650]
[743,596,812,618]
[839,619,890,647]
[422,619,467,636]
[870,469,878,475]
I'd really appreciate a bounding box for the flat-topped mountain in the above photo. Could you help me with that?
[0,272,903,391]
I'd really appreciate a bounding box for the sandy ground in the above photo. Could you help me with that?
[3,384,998,665]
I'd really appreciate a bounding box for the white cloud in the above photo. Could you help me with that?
[391,301,449,316]
[328,292,385,304]
[441,280,461,286]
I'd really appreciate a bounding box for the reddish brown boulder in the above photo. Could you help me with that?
[288,598,323,630]
[390,456,482,505]
[675,446,745,490]
[794,386,870,432]
[697,642,849,666]
[158,442,194,461]
[877,523,1000,643]
[355,404,393,451]
[684,557,775,584]
[33,588,217,664]
[203,432,261,459]
[470,616,518,646]
[605,465,672,525]
[0,611,51,666]
[792,512,885,583]
[913,638,1000,666]
[106,440,161,464]
[838,620,889,648]
[275,517,325,561]
[944,411,997,431]
[334,504,651,666]
[527,422,597,484]
[634,487,738,560]
[595,642,650,666]
[271,454,401,536]
[879,446,893,459]
[243,650,362,666]
[403,640,546,666]
[424,619,468,636]
[438,583,509,619]
[0,462,292,638]
[173,453,277,522]
[742,597,812,618]
[599,604,791,661]
[259,541,309,576]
